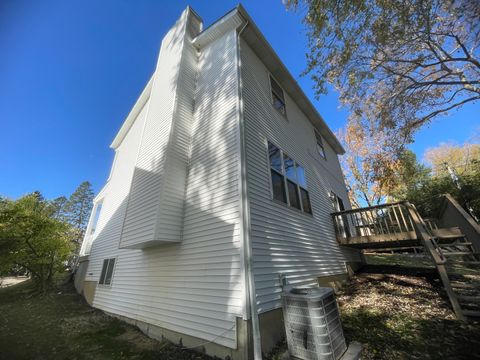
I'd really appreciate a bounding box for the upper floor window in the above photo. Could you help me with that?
[90,201,103,235]
[315,129,326,159]
[268,142,312,214]
[269,75,286,116]
[99,258,116,286]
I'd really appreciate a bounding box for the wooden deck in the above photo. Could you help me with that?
[332,202,420,249]
[337,231,419,249]
[332,200,478,321]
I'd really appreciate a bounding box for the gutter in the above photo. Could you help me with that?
[236,15,263,360]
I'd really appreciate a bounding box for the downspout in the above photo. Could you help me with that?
[236,18,262,360]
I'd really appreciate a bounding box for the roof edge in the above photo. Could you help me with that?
[235,4,345,154]
[110,75,154,149]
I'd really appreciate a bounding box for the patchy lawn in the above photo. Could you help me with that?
[0,275,213,360]
[266,254,480,360]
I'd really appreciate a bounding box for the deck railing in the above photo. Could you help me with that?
[332,201,465,320]
[331,201,417,246]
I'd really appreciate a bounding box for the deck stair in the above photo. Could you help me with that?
[332,201,480,321]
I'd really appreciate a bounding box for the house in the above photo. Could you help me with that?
[75,5,363,359]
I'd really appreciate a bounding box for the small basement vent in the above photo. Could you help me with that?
[282,287,347,360]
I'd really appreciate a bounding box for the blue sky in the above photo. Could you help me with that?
[1,0,478,200]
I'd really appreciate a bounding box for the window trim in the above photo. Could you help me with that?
[98,257,116,287]
[314,129,327,160]
[89,200,103,235]
[266,140,313,215]
[269,74,287,117]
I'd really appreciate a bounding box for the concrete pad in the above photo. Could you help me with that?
[280,341,362,360]
[340,341,362,360]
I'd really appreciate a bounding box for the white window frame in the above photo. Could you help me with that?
[89,200,103,235]
[269,74,287,118]
[315,129,327,160]
[266,140,312,215]
[98,257,117,287]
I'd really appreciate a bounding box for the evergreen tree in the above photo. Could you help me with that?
[64,181,94,249]
[49,196,68,219]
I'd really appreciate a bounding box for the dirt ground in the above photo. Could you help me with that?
[267,254,480,360]
[338,262,480,359]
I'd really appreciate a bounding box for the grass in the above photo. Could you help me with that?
[266,254,480,360]
[3,256,480,360]
[0,274,213,360]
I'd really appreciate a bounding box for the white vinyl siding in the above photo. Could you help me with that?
[85,16,242,349]
[119,10,201,248]
[80,99,149,257]
[240,39,360,314]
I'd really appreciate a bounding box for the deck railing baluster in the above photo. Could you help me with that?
[386,206,396,233]
[381,208,390,235]
[331,201,421,248]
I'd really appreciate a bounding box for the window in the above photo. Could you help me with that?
[271,170,287,203]
[315,129,326,159]
[330,192,350,237]
[330,191,345,212]
[267,141,312,214]
[90,201,103,234]
[99,258,116,286]
[270,75,286,115]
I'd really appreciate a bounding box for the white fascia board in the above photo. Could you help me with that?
[192,7,245,50]
[93,183,108,202]
[110,75,154,149]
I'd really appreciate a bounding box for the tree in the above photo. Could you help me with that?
[0,193,73,291]
[338,119,402,207]
[403,166,480,219]
[424,141,480,176]
[49,196,68,219]
[64,181,94,249]
[287,0,480,141]
[389,150,431,200]
[392,142,480,219]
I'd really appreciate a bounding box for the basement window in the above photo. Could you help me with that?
[315,129,326,159]
[270,75,286,116]
[267,141,312,214]
[99,258,116,286]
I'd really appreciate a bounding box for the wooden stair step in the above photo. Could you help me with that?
[453,285,480,293]
[451,282,480,290]
[462,310,480,317]
[443,252,477,256]
[432,227,464,240]
[452,261,480,265]
[457,295,480,302]
[439,242,472,247]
